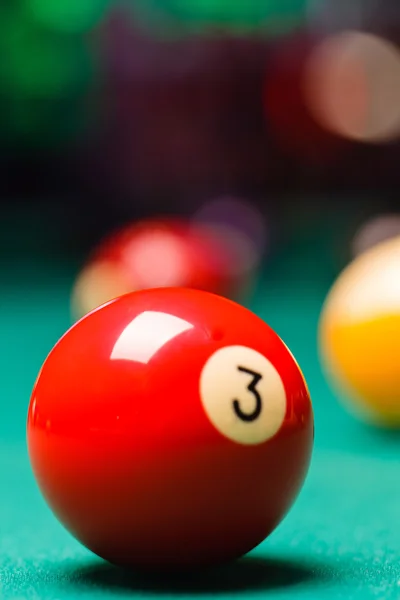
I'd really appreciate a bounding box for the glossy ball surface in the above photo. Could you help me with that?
[28,288,313,569]
[71,218,252,319]
[319,236,400,427]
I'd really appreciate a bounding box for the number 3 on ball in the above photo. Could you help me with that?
[233,366,263,423]
[200,345,287,445]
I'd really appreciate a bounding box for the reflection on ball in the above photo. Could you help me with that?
[28,288,313,569]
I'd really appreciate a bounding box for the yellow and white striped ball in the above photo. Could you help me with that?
[319,235,400,427]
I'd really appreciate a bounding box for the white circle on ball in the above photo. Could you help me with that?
[200,345,287,445]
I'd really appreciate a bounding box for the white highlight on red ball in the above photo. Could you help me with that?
[111,311,194,363]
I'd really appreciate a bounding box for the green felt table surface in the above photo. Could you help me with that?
[0,233,399,600]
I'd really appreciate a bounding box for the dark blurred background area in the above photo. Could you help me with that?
[1,0,400,261]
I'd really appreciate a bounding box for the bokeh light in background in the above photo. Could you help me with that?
[130,0,308,35]
[0,2,400,224]
[192,196,268,283]
[307,0,366,32]
[0,1,101,145]
[24,0,109,33]
[304,31,400,144]
[351,213,400,257]
[2,23,88,97]
[192,196,268,257]
[2,0,400,189]
[189,198,267,301]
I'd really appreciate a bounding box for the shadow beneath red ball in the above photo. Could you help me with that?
[65,555,330,594]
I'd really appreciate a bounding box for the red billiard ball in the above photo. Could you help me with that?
[28,288,313,569]
[72,218,251,319]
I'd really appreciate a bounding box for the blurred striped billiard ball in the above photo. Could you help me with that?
[72,218,257,319]
[319,236,400,427]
